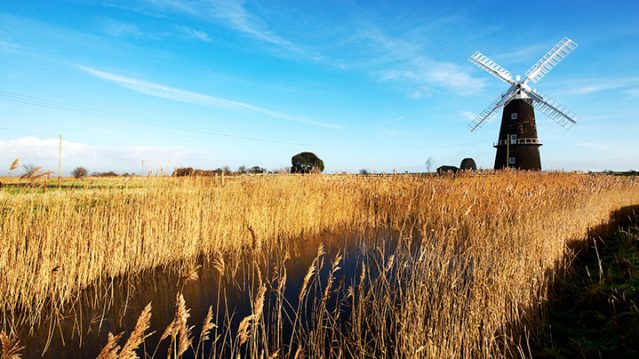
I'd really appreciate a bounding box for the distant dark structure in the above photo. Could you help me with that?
[437,165,458,175]
[492,99,542,170]
[459,158,477,171]
[173,167,195,177]
[467,37,580,170]
[172,168,215,177]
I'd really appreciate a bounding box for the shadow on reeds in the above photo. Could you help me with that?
[6,227,403,358]
[508,205,639,359]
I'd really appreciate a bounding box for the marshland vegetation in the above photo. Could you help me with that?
[1,172,638,358]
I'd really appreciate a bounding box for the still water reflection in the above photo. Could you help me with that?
[10,228,403,358]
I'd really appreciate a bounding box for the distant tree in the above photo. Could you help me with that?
[237,165,247,174]
[359,169,370,175]
[223,166,231,175]
[291,152,324,174]
[72,166,88,179]
[250,166,265,174]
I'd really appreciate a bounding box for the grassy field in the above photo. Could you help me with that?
[1,172,638,357]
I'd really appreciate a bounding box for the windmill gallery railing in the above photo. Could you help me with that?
[493,138,543,147]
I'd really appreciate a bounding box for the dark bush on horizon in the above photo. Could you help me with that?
[92,171,119,177]
[291,152,324,174]
[72,166,88,179]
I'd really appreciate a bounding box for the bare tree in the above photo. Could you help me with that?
[72,167,88,179]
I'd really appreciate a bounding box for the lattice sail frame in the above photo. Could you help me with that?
[467,37,579,132]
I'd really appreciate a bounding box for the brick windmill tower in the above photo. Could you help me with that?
[467,38,580,170]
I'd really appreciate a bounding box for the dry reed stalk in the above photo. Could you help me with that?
[237,283,266,347]
[95,332,121,359]
[298,244,325,303]
[253,284,266,322]
[158,293,191,357]
[2,173,639,357]
[9,159,19,172]
[180,264,201,284]
[0,332,23,359]
[212,253,225,276]
[237,315,254,345]
[119,303,152,359]
[200,306,216,342]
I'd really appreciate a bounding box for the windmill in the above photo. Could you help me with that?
[468,37,579,170]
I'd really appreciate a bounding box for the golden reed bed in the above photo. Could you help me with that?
[1,172,638,357]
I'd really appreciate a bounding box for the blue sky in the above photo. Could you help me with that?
[0,0,638,174]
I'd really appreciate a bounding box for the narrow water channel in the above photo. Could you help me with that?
[8,227,405,358]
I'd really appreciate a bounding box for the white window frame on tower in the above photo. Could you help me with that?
[511,112,518,120]
[510,134,517,144]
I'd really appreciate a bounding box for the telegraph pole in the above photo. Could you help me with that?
[58,134,62,185]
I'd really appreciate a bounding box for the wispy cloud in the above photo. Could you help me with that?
[0,136,97,161]
[134,2,482,96]
[626,88,639,97]
[142,0,303,53]
[77,65,342,129]
[492,43,550,65]
[0,39,32,53]
[350,26,485,96]
[377,116,404,125]
[0,136,204,175]
[100,17,163,39]
[459,111,476,121]
[377,128,404,137]
[176,25,210,41]
[560,77,639,96]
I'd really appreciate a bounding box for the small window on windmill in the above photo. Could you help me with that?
[511,112,518,120]
[510,134,517,144]
[509,157,516,165]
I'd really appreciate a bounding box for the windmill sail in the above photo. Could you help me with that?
[525,38,578,84]
[469,52,515,85]
[467,89,515,132]
[527,90,578,128]
[466,36,579,170]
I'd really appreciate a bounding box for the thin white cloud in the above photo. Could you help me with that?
[492,43,550,64]
[626,88,639,97]
[77,65,341,129]
[100,17,162,39]
[555,77,639,96]
[0,39,32,53]
[0,136,96,161]
[377,116,404,125]
[377,128,404,137]
[142,0,301,52]
[176,25,210,41]
[352,26,485,96]
[134,1,482,96]
[0,136,205,175]
[459,111,476,121]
